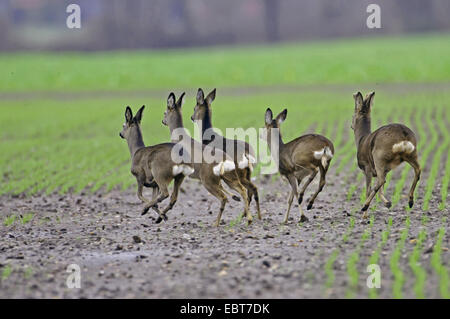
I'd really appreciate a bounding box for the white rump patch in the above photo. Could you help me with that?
[172,165,183,176]
[247,154,257,164]
[313,147,333,159]
[313,147,334,168]
[238,154,249,169]
[213,160,236,176]
[392,141,415,154]
[181,165,195,176]
[173,164,194,176]
[238,154,256,170]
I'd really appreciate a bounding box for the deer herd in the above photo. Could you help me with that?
[119,89,421,226]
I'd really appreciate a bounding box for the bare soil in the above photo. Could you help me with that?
[0,166,448,298]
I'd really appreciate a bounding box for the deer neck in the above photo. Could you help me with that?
[200,110,214,145]
[268,128,285,163]
[354,116,371,150]
[127,126,145,157]
[169,114,199,162]
[168,114,186,143]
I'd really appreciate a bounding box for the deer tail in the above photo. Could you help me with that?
[213,160,236,176]
[392,141,415,154]
[314,147,333,169]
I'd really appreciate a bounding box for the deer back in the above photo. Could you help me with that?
[358,123,417,173]
[281,134,334,174]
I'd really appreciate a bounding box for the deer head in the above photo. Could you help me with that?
[191,88,216,122]
[162,92,185,127]
[351,91,375,130]
[261,107,287,147]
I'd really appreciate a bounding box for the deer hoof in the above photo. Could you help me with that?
[298,194,303,204]
[299,215,309,223]
[361,204,369,212]
[141,207,150,216]
[155,216,163,224]
[231,195,241,202]
[162,214,168,221]
[307,202,313,210]
[408,200,414,208]
[385,201,392,209]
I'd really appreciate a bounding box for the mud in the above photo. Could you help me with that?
[1,163,448,299]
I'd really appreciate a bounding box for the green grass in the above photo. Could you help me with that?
[1,34,450,92]
[1,90,446,196]
[409,230,427,298]
[389,216,411,299]
[0,34,450,299]
[431,222,449,298]
[1,265,12,281]
[368,217,392,299]
[3,215,16,226]
[20,213,34,224]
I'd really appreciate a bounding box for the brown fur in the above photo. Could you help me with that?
[191,88,261,220]
[263,108,334,224]
[120,105,191,223]
[163,92,251,226]
[352,91,421,217]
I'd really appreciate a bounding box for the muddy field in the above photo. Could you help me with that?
[1,163,448,299]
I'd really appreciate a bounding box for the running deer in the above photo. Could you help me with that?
[191,88,261,220]
[352,91,421,217]
[119,105,194,223]
[163,92,252,226]
[262,108,334,224]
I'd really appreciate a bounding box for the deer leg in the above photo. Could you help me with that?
[136,177,158,212]
[405,156,421,208]
[223,177,252,225]
[239,175,261,220]
[299,168,317,204]
[204,181,228,227]
[142,183,169,221]
[364,168,372,198]
[284,189,295,224]
[379,183,392,208]
[161,175,184,215]
[306,165,326,210]
[215,197,228,227]
[361,164,387,218]
[285,175,307,223]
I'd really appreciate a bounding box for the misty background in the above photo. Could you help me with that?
[0,0,449,51]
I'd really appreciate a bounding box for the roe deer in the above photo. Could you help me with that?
[352,91,421,217]
[262,108,334,224]
[163,92,252,226]
[191,88,261,220]
[119,105,194,223]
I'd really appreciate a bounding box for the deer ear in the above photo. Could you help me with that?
[353,92,363,111]
[134,105,145,123]
[176,92,186,108]
[167,92,176,109]
[265,108,273,125]
[125,106,133,123]
[365,91,375,109]
[276,109,287,125]
[197,88,205,104]
[206,88,216,105]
